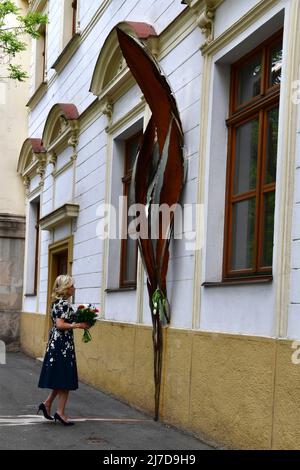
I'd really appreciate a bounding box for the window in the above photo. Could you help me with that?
[45,237,73,338]
[62,0,78,49]
[223,31,282,280]
[34,23,46,89]
[34,200,40,294]
[72,0,78,36]
[25,198,40,295]
[120,132,142,287]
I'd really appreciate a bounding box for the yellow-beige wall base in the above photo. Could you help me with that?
[20,313,300,449]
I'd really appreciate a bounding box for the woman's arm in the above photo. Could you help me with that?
[55,319,89,330]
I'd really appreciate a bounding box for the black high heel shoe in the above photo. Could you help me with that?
[54,412,75,426]
[37,403,54,421]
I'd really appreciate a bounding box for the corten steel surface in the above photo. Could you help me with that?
[117,28,186,421]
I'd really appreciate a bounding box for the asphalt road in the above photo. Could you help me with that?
[0,353,214,450]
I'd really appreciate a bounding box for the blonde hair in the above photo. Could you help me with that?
[51,274,74,303]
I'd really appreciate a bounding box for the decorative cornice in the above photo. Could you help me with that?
[48,150,57,167]
[99,97,114,127]
[26,81,48,110]
[27,2,200,116]
[28,185,42,201]
[42,103,80,164]
[39,203,80,231]
[51,33,81,75]
[0,215,25,239]
[90,22,158,99]
[36,153,48,182]
[18,138,47,193]
[201,0,280,55]
[23,176,31,197]
[183,0,224,47]
[198,5,215,45]
[96,68,135,108]
[67,120,80,160]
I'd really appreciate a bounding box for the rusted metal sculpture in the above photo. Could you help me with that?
[117,28,186,420]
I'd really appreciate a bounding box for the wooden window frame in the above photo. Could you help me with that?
[223,30,282,282]
[72,0,78,37]
[119,132,142,288]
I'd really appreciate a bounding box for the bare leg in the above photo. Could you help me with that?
[44,389,58,415]
[57,390,70,421]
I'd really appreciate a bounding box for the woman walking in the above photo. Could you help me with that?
[37,275,88,426]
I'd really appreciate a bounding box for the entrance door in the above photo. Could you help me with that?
[44,237,73,339]
[56,250,68,276]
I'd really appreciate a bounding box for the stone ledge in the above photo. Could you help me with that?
[51,33,81,74]
[0,214,25,239]
[39,203,79,231]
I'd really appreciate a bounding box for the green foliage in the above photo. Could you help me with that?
[152,288,170,324]
[8,62,27,80]
[18,12,48,39]
[0,0,48,81]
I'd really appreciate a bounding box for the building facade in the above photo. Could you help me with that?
[0,0,29,350]
[18,0,300,449]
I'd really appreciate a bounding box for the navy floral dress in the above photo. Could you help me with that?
[38,298,78,390]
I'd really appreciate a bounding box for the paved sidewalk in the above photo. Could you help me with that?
[0,353,214,450]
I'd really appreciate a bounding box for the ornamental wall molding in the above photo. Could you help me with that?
[42,103,80,168]
[39,203,80,231]
[23,176,31,197]
[99,97,114,128]
[17,138,47,193]
[90,22,158,124]
[36,152,48,187]
[182,0,224,47]
[48,150,57,167]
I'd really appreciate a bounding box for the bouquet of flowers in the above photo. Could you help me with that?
[75,304,99,343]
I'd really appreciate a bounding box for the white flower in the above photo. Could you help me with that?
[154,302,158,308]
[153,309,157,315]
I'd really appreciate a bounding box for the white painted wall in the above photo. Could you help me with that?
[288,113,300,338]
[199,1,291,337]
[23,0,299,341]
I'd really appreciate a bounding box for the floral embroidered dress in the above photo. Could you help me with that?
[38,298,78,390]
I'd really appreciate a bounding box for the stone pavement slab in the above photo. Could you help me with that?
[0,353,214,450]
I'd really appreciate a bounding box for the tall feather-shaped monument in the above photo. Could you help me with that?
[117,28,186,420]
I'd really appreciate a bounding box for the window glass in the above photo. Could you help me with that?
[237,53,262,105]
[120,133,141,286]
[262,192,275,267]
[265,107,279,184]
[126,136,141,171]
[269,40,282,87]
[234,119,259,195]
[231,199,256,271]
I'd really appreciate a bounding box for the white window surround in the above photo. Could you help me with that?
[106,117,144,291]
[32,7,48,91]
[61,0,80,51]
[202,9,286,283]
[24,196,40,296]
